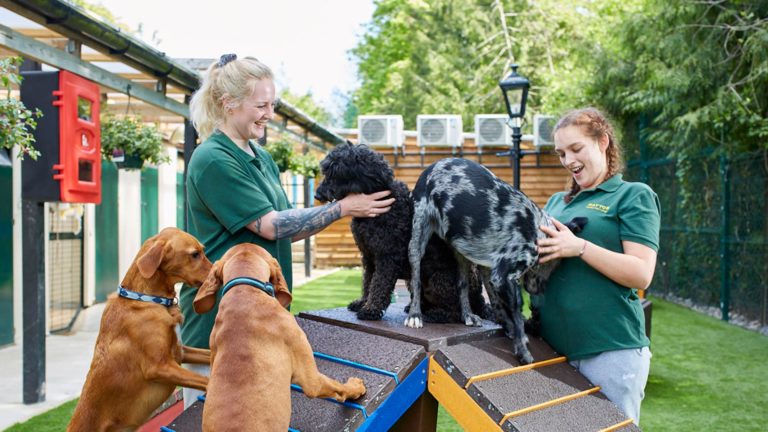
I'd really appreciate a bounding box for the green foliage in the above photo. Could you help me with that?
[289,152,320,178]
[350,0,636,130]
[588,0,768,220]
[278,88,333,126]
[590,0,768,158]
[100,116,170,165]
[0,57,42,160]
[264,138,294,172]
[265,138,320,177]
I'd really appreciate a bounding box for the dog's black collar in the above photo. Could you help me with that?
[221,277,275,298]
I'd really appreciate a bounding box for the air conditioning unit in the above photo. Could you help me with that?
[357,115,404,147]
[417,115,463,147]
[474,114,512,146]
[534,114,557,147]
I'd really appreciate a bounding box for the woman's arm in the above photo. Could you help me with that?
[538,219,657,290]
[246,190,394,242]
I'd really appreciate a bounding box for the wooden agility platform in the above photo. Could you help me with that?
[160,297,640,431]
[161,316,430,431]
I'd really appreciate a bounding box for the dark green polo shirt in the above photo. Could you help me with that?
[180,131,292,349]
[532,174,660,360]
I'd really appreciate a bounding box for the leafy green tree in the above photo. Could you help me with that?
[350,0,634,130]
[278,88,333,126]
[590,0,768,159]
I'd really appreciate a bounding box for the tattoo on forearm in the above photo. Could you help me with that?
[272,202,342,239]
[253,217,263,233]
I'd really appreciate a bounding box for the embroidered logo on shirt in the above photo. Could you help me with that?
[586,203,610,213]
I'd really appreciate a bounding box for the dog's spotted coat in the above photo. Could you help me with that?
[406,158,585,364]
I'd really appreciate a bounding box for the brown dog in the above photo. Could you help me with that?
[68,227,213,431]
[194,243,366,432]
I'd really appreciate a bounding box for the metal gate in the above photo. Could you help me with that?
[48,202,84,333]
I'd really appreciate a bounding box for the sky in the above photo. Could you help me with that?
[94,0,376,115]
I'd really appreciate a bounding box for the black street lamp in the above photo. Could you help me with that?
[499,64,530,190]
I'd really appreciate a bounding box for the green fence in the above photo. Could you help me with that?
[0,153,14,346]
[627,150,768,331]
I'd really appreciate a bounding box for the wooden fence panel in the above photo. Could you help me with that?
[313,135,569,268]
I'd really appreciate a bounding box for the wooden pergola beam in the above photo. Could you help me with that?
[0,23,189,118]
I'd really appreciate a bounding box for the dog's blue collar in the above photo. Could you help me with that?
[117,286,177,307]
[221,277,275,298]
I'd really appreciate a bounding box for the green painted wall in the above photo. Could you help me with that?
[94,161,119,302]
[0,160,13,346]
[141,168,158,242]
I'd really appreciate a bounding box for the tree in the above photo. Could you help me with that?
[590,0,768,159]
[278,88,333,126]
[349,0,634,130]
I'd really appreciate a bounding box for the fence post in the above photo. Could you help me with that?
[303,177,313,278]
[639,115,650,184]
[719,153,731,322]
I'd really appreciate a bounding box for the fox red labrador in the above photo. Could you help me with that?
[194,243,366,432]
[68,227,212,431]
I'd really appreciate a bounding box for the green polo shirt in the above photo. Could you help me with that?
[532,174,660,360]
[180,130,293,349]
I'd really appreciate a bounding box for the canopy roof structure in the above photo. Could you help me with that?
[0,0,345,150]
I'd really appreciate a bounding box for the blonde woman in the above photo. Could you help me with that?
[180,54,393,407]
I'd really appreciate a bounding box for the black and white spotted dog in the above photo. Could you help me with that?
[405,158,586,364]
[315,144,489,323]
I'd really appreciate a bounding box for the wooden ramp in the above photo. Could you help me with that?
[429,337,639,431]
[161,299,640,431]
[161,316,429,432]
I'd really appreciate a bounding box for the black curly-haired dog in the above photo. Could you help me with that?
[315,144,489,322]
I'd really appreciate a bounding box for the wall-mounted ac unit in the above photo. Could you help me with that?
[534,114,557,147]
[474,114,512,146]
[358,115,404,147]
[417,115,463,147]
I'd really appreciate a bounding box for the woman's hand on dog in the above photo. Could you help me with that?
[537,218,586,264]
[340,190,395,218]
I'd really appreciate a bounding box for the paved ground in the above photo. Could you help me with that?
[0,264,341,430]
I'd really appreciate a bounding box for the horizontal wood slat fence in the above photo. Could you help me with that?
[313,133,570,268]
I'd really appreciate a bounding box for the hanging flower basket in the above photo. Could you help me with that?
[111,148,145,170]
[100,116,169,170]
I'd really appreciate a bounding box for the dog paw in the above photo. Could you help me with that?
[347,299,364,312]
[463,313,484,327]
[344,377,366,400]
[518,350,534,365]
[513,342,534,365]
[404,314,423,328]
[356,308,385,320]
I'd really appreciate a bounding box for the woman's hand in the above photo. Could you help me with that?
[537,218,586,264]
[340,190,395,218]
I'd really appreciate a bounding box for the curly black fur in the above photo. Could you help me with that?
[315,143,490,322]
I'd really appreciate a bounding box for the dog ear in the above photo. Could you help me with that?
[268,257,292,308]
[565,216,589,233]
[193,259,224,313]
[137,241,165,279]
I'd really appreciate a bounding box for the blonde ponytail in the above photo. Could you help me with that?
[189,55,274,140]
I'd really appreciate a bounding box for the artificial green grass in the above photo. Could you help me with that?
[7,269,768,431]
[640,298,768,431]
[4,398,77,432]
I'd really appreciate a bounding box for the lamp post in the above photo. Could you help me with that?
[499,64,530,190]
